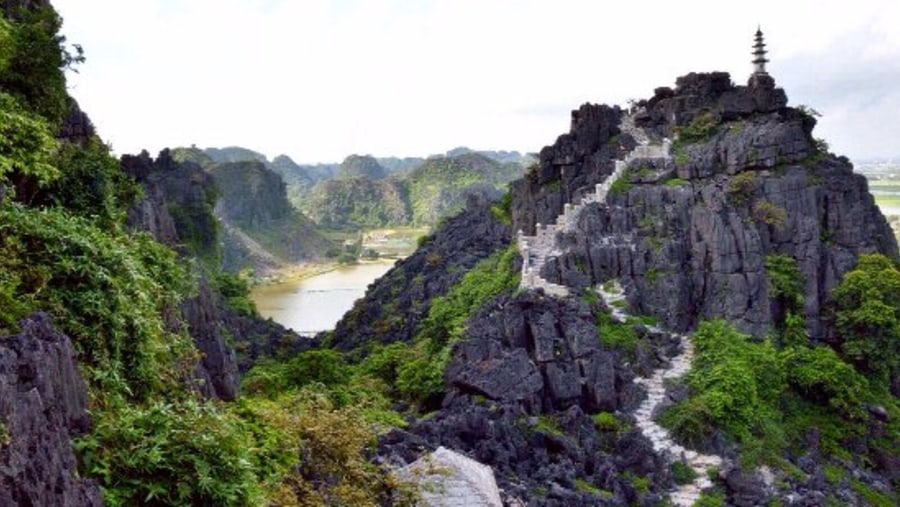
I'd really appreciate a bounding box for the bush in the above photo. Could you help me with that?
[676,111,720,145]
[782,346,868,417]
[671,460,698,485]
[77,399,269,506]
[725,171,757,205]
[831,253,900,385]
[672,321,784,443]
[0,92,59,200]
[0,204,192,399]
[753,200,787,229]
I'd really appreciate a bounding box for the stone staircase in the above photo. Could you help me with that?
[597,280,722,506]
[632,335,723,506]
[517,115,722,504]
[517,113,670,296]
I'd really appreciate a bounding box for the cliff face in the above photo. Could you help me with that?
[330,194,510,351]
[209,160,333,273]
[306,176,411,229]
[0,314,102,506]
[515,72,898,338]
[123,149,219,259]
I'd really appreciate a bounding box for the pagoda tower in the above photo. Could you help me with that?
[752,27,769,75]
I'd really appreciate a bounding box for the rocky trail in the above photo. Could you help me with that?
[519,114,723,505]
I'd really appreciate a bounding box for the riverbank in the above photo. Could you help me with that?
[250,259,397,334]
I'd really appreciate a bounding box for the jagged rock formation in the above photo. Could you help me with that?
[57,99,96,145]
[124,149,219,259]
[330,194,510,351]
[517,72,897,339]
[379,291,677,506]
[339,70,900,506]
[0,314,102,506]
[208,160,333,273]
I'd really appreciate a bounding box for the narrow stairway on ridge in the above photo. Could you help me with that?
[517,111,723,506]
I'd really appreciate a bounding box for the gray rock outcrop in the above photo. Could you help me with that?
[0,314,103,506]
[397,446,503,507]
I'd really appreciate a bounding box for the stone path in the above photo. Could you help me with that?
[597,280,722,506]
[517,113,669,296]
[518,112,720,505]
[632,334,722,506]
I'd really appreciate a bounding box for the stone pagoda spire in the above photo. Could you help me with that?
[752,26,769,75]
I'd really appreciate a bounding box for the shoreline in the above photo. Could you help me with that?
[253,257,400,287]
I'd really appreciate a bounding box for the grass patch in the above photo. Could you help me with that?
[574,478,601,495]
[671,461,697,485]
[609,177,632,196]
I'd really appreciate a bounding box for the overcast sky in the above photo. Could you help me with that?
[52,0,900,163]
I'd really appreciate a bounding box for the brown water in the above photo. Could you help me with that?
[250,260,396,335]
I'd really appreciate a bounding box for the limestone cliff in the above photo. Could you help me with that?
[0,314,102,506]
[514,72,898,338]
[208,160,334,274]
[332,71,899,506]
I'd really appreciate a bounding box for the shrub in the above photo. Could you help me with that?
[764,254,804,310]
[831,254,900,385]
[672,321,784,443]
[726,171,757,204]
[0,204,193,399]
[782,346,868,417]
[609,176,632,195]
[591,412,621,432]
[675,110,719,145]
[77,399,269,507]
[0,92,59,199]
[671,461,697,485]
[753,200,787,229]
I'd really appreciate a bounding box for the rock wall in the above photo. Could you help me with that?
[0,314,103,506]
[381,292,678,506]
[519,72,898,338]
[329,194,511,351]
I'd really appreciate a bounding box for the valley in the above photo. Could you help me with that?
[0,3,897,506]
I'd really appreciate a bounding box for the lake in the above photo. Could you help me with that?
[250,260,396,334]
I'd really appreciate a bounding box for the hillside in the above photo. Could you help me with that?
[207,160,333,273]
[168,148,335,274]
[321,71,900,504]
[0,4,392,505]
[303,152,525,228]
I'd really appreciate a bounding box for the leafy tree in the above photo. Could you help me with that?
[0,6,83,125]
[0,91,59,198]
[831,254,900,389]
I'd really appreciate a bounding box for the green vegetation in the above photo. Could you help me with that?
[609,176,632,195]
[726,171,758,205]
[671,461,697,485]
[574,478,601,495]
[662,257,900,498]
[753,200,788,229]
[400,245,520,403]
[764,254,806,347]
[831,253,900,387]
[0,7,414,505]
[591,411,621,433]
[674,110,720,145]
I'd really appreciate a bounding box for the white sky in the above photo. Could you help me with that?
[52,0,900,163]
